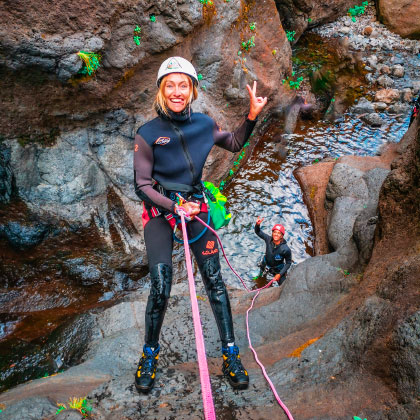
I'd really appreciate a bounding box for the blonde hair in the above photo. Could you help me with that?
[154,73,198,116]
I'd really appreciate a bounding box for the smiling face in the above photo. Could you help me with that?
[272,230,284,244]
[162,73,192,113]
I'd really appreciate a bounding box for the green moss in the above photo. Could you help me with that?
[17,127,60,148]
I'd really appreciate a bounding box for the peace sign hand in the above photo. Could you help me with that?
[246,81,268,121]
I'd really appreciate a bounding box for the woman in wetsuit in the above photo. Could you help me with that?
[133,56,267,393]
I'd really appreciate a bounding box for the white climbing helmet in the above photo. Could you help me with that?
[156,56,198,87]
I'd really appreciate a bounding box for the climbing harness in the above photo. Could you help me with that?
[177,206,295,420]
[173,210,211,244]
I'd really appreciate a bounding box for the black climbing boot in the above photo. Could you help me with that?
[222,344,249,390]
[135,344,160,393]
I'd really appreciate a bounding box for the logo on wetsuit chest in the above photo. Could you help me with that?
[274,254,282,261]
[154,137,171,145]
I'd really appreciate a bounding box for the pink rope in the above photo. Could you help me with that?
[194,215,295,420]
[180,212,216,420]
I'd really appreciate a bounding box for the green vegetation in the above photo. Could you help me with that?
[282,72,304,90]
[337,267,350,276]
[197,73,203,81]
[241,35,255,51]
[286,30,296,42]
[133,26,141,46]
[150,14,156,22]
[199,0,213,4]
[56,397,92,418]
[17,127,60,148]
[249,22,256,31]
[77,51,101,76]
[348,1,368,22]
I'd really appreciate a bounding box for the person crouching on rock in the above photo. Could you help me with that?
[133,56,267,393]
[254,217,292,285]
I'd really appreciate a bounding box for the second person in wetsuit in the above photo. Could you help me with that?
[254,217,292,284]
[133,56,267,393]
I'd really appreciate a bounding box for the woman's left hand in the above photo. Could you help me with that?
[246,81,268,121]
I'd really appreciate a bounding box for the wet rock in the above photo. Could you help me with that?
[366,54,378,68]
[373,102,387,111]
[360,113,386,127]
[0,144,13,204]
[392,64,404,78]
[351,97,375,114]
[388,102,410,115]
[0,220,50,249]
[377,74,395,88]
[401,88,413,103]
[0,396,57,420]
[64,258,102,285]
[378,64,391,74]
[339,26,351,34]
[375,88,400,104]
[412,81,420,95]
[0,313,94,393]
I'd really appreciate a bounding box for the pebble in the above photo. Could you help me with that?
[377,75,395,88]
[373,102,387,111]
[392,64,405,78]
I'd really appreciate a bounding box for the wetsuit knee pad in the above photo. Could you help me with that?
[199,255,225,292]
[150,263,173,301]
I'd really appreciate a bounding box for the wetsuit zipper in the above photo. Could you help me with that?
[170,122,197,184]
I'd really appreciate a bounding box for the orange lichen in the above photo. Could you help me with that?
[309,185,317,201]
[114,68,136,90]
[202,1,217,25]
[288,336,322,358]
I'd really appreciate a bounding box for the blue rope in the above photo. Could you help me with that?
[173,211,211,244]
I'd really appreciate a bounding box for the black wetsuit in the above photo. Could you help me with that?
[255,223,292,284]
[134,107,256,348]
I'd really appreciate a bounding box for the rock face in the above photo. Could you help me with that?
[274,0,356,40]
[0,0,290,227]
[0,144,13,204]
[377,0,420,39]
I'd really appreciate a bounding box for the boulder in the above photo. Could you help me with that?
[351,97,375,114]
[392,64,405,78]
[374,88,400,103]
[360,113,386,127]
[378,0,420,39]
[377,74,395,88]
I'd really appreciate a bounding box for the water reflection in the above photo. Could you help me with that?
[219,112,411,289]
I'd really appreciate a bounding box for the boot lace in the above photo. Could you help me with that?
[140,347,158,375]
[224,346,245,374]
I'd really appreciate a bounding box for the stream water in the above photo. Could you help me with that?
[218,111,411,289]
